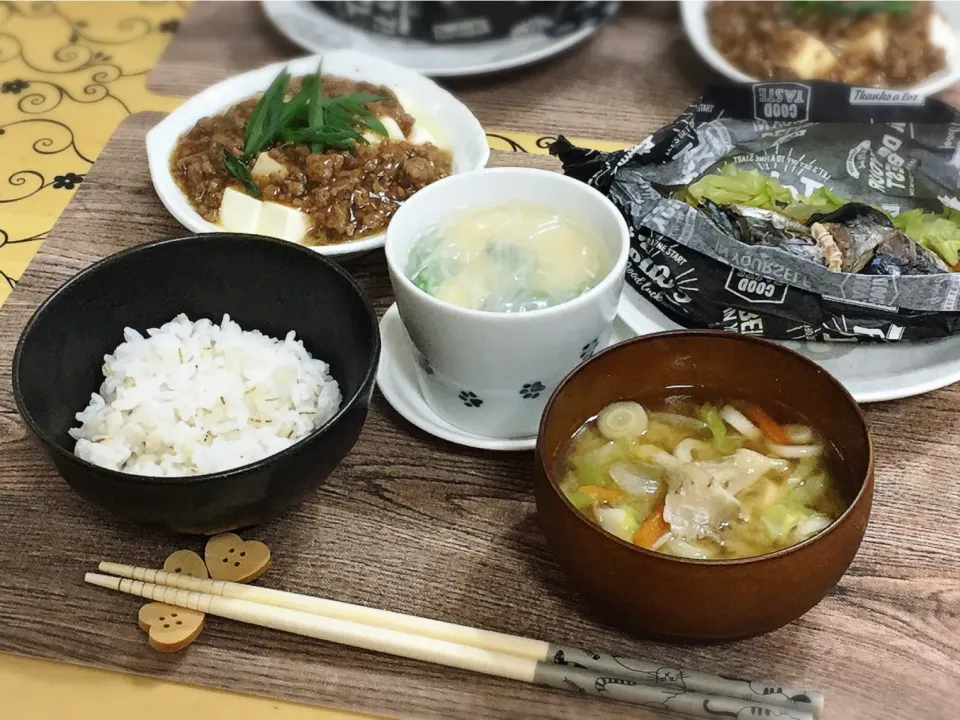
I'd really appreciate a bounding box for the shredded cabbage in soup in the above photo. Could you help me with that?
[559,396,847,560]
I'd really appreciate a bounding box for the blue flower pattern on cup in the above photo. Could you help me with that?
[520,381,546,399]
[580,337,600,361]
[459,390,483,408]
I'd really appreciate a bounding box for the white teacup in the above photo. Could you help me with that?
[385,167,629,439]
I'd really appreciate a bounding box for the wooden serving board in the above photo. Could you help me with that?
[0,3,957,720]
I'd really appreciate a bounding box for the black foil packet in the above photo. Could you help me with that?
[552,81,960,342]
[312,1,618,44]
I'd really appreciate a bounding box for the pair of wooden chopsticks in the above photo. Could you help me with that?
[86,563,824,720]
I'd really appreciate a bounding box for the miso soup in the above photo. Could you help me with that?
[557,394,849,560]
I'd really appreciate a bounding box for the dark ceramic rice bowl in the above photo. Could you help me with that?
[13,234,380,534]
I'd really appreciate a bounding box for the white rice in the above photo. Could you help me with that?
[69,313,342,476]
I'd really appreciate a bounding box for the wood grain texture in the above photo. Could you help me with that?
[146,2,698,143]
[0,110,958,720]
[0,2,957,718]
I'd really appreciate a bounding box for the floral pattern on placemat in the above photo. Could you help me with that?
[0,0,187,303]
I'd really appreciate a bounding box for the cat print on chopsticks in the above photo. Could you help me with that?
[718,675,816,707]
[594,675,684,713]
[613,656,689,692]
[560,676,585,694]
[552,647,601,669]
[702,701,800,718]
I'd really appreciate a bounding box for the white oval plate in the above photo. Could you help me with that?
[618,286,960,404]
[681,0,960,96]
[261,1,614,78]
[146,50,489,260]
[376,303,634,452]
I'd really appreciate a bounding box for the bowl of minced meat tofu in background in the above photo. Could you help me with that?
[147,50,489,261]
[12,234,380,534]
[682,1,960,94]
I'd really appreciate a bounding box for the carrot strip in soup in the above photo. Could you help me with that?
[738,402,791,445]
[579,485,625,503]
[632,502,670,548]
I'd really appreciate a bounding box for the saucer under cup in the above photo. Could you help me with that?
[384,167,630,439]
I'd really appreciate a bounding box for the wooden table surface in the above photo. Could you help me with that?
[1,3,958,719]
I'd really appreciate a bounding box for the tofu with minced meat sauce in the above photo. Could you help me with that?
[362,115,437,146]
[219,187,262,233]
[251,153,288,180]
[219,123,443,243]
[257,201,312,243]
[173,74,452,246]
[841,25,888,59]
[778,32,838,79]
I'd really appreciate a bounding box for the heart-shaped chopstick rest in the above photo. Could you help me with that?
[138,603,205,652]
[205,533,271,582]
[138,549,209,652]
[134,536,271,652]
[164,549,209,579]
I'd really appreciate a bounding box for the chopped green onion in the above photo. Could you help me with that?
[226,61,392,189]
[243,68,291,160]
[222,149,260,199]
[786,1,912,17]
[308,63,325,153]
[281,126,366,150]
[332,91,384,107]
[357,113,388,138]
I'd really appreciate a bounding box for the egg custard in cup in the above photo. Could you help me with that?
[385,167,630,440]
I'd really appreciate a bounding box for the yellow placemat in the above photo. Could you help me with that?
[0,1,186,305]
[0,1,630,308]
[1,653,373,720]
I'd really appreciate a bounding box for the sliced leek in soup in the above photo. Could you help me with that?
[557,395,848,560]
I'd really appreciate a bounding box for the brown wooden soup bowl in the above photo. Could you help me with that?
[533,330,874,644]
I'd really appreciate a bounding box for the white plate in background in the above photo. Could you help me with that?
[261,1,614,78]
[617,286,960,404]
[680,0,960,96]
[146,50,488,260]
